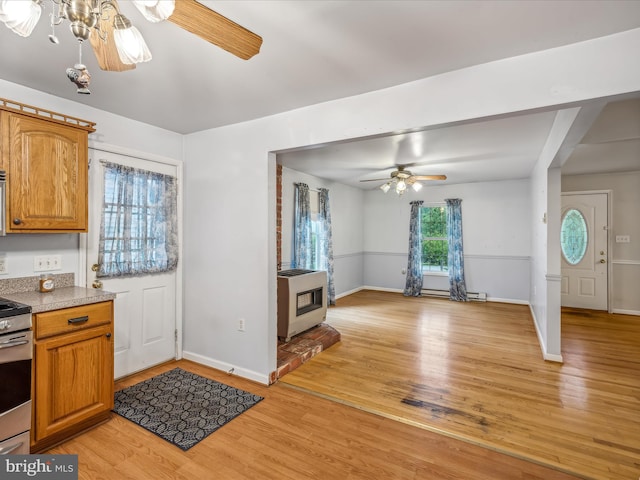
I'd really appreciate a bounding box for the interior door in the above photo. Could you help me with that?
[86,149,178,379]
[561,192,608,310]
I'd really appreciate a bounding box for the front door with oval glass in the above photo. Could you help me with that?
[561,192,608,310]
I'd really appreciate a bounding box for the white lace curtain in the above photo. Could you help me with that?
[97,162,179,278]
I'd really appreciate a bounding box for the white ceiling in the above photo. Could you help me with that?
[1,1,639,185]
[278,97,640,189]
[279,110,560,188]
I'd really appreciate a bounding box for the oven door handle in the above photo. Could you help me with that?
[0,441,24,455]
[0,339,29,349]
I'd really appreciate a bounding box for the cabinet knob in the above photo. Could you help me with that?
[12,218,21,225]
[106,333,112,339]
[92,280,103,289]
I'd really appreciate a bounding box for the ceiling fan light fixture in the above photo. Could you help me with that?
[113,13,152,64]
[411,181,423,192]
[395,179,407,195]
[0,0,41,37]
[132,0,175,23]
[380,182,391,193]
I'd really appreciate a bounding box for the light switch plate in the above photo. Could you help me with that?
[615,235,631,243]
[34,255,62,272]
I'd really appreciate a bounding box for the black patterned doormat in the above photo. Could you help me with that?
[113,368,263,450]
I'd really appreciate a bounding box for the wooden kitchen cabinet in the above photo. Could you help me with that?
[0,99,96,233]
[31,301,114,453]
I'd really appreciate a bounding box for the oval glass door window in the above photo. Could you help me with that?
[561,209,588,265]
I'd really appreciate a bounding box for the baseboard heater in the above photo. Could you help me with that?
[421,288,487,302]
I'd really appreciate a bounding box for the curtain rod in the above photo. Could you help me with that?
[294,183,323,193]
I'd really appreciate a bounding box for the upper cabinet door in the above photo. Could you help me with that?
[4,112,89,233]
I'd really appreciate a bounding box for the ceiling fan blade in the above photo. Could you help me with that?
[360,178,391,182]
[89,0,135,72]
[412,175,447,181]
[169,0,263,60]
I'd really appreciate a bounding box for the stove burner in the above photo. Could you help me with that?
[0,298,31,318]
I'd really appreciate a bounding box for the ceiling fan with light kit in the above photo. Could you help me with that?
[360,165,446,195]
[0,0,262,93]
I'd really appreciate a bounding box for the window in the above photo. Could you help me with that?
[561,208,588,265]
[98,162,178,278]
[310,214,321,270]
[421,205,448,272]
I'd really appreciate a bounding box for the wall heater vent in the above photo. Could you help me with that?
[421,289,487,302]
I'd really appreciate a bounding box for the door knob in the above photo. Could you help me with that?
[599,259,606,264]
[91,263,100,272]
[92,280,103,289]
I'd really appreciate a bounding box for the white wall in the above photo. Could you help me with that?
[363,179,531,301]
[0,80,183,283]
[562,171,640,314]
[280,167,364,294]
[182,29,640,383]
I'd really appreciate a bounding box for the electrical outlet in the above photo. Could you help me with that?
[238,318,246,332]
[34,255,63,272]
[0,254,7,275]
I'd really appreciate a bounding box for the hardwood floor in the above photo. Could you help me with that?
[280,290,640,480]
[48,359,580,479]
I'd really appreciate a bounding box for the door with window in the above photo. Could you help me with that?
[86,149,179,379]
[560,192,608,310]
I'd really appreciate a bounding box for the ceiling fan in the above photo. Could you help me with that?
[0,0,262,92]
[360,165,446,195]
[91,0,263,72]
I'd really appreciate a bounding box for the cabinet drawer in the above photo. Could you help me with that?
[35,301,113,339]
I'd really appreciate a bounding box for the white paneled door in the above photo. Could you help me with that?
[561,192,609,310]
[86,149,178,379]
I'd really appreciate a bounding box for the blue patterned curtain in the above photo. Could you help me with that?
[403,200,424,296]
[292,183,312,269]
[318,188,336,305]
[98,162,178,278]
[445,198,468,301]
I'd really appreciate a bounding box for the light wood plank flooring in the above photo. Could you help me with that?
[48,359,580,479]
[280,290,640,480]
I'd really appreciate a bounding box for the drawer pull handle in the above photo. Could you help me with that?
[68,316,89,325]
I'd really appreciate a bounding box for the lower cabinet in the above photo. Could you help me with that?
[31,301,114,453]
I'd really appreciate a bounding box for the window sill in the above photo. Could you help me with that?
[422,271,448,277]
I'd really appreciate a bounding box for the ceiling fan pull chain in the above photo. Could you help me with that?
[65,40,92,94]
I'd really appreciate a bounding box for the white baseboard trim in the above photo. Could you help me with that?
[182,351,270,385]
[335,286,366,299]
[353,286,528,306]
[612,308,640,316]
[486,297,529,305]
[361,285,404,294]
[543,352,564,362]
[529,305,564,363]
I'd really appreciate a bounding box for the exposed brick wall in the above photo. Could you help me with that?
[276,163,282,271]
